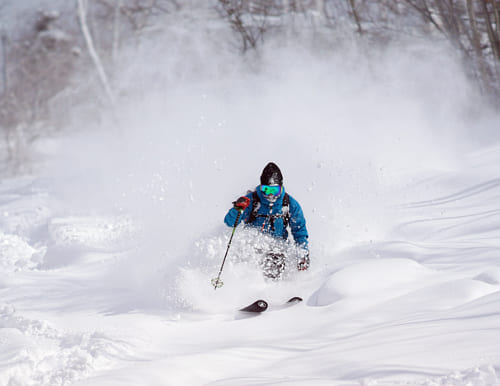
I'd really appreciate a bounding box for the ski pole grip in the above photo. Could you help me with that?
[234,209,243,226]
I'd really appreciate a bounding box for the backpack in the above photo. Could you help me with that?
[247,190,291,232]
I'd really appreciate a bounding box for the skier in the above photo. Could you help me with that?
[224,162,309,278]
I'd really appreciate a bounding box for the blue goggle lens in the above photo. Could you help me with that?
[261,185,281,196]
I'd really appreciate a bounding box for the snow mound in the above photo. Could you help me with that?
[310,258,433,307]
[0,232,45,272]
[48,216,137,251]
[420,365,500,386]
[474,267,500,285]
[0,196,50,237]
[39,216,138,269]
[0,303,132,386]
[413,279,499,310]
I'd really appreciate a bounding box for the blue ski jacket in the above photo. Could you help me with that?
[224,186,309,249]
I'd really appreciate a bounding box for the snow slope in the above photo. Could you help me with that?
[2,145,500,386]
[2,35,500,385]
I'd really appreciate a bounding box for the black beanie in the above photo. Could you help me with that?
[260,162,283,186]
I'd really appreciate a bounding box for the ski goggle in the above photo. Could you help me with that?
[261,184,282,197]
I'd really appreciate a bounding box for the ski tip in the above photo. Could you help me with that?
[239,299,268,313]
[287,296,303,303]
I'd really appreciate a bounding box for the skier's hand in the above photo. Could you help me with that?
[297,251,310,271]
[233,196,250,211]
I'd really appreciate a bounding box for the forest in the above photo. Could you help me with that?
[1,0,499,172]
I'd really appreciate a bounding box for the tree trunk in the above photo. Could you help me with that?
[480,0,500,60]
[1,29,7,94]
[77,0,115,106]
[112,0,122,64]
[490,0,500,59]
[348,0,363,35]
[466,0,495,92]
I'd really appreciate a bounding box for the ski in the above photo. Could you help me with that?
[239,299,268,313]
[239,297,303,314]
[284,296,303,305]
[273,296,303,310]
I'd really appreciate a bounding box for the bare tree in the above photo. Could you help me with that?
[0,10,76,167]
[216,0,329,52]
[216,0,269,52]
[480,0,500,61]
[398,0,500,97]
[94,0,180,39]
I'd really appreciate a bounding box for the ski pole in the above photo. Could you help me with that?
[212,209,243,289]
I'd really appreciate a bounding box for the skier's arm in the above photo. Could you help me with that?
[289,198,310,270]
[290,200,310,271]
[224,195,251,227]
[289,198,309,249]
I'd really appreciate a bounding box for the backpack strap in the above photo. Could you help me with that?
[247,191,260,224]
[282,193,290,229]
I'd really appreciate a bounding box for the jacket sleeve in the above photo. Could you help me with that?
[289,197,309,249]
[224,193,252,227]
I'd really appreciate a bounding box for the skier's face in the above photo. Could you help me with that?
[261,184,281,203]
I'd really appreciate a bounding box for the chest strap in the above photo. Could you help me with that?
[248,191,290,230]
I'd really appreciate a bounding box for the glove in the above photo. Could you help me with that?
[233,196,250,211]
[297,251,310,271]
